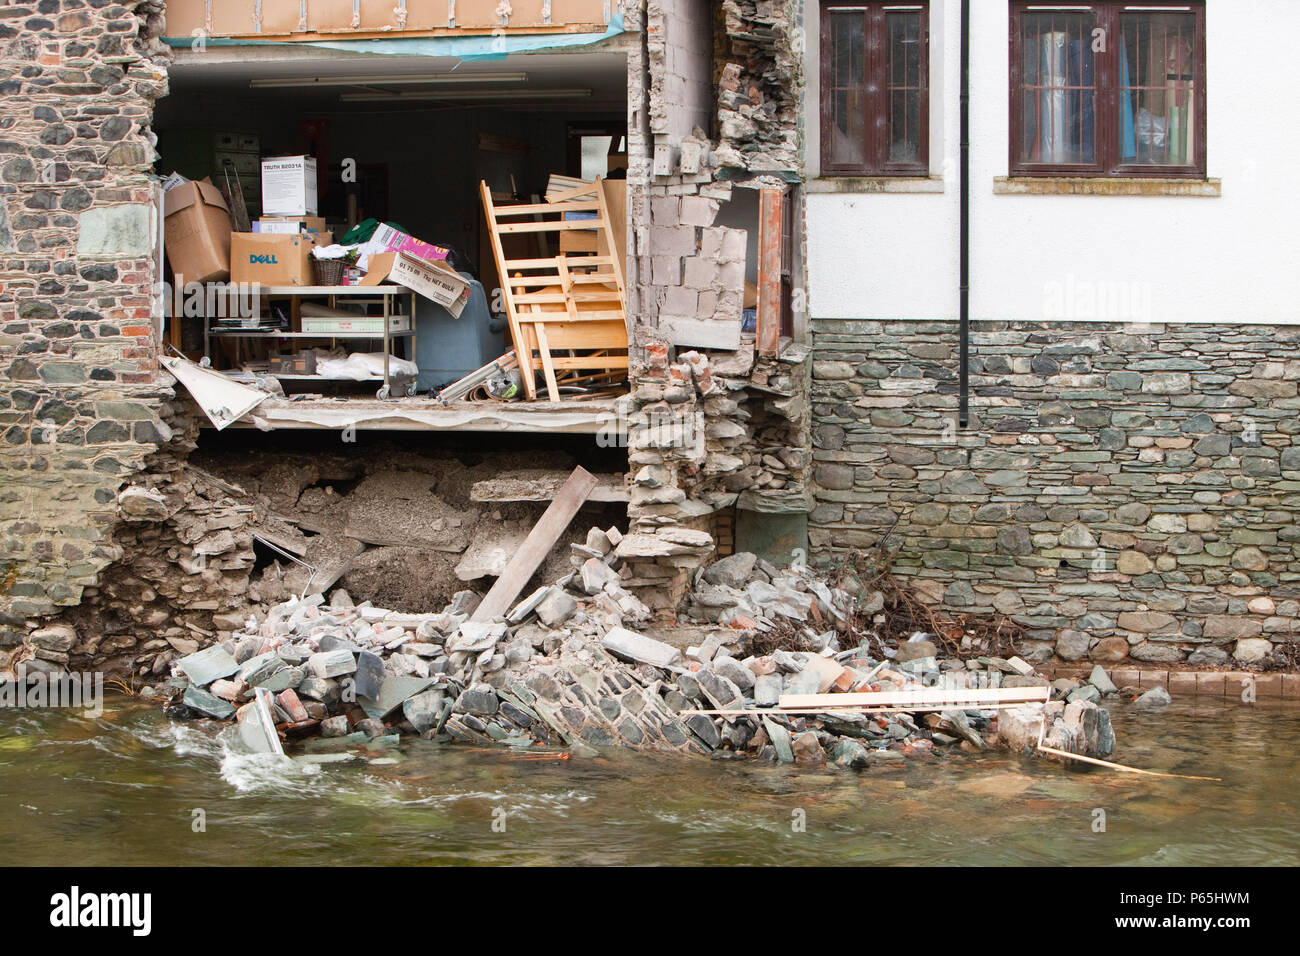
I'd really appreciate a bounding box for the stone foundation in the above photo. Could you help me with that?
[809,320,1300,667]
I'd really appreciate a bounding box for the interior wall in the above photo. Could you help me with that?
[154,91,623,273]
[712,185,760,287]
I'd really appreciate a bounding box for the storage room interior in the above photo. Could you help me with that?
[152,48,630,397]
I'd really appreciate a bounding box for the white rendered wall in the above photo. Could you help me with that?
[802,0,1300,324]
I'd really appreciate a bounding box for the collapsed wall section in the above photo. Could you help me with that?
[0,1,171,632]
[809,320,1300,669]
[619,0,810,619]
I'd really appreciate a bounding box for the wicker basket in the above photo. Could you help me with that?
[312,257,347,287]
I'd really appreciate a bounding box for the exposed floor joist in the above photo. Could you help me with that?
[471,470,629,503]
[214,397,625,434]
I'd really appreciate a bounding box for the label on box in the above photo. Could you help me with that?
[383,252,470,318]
[261,156,318,217]
[372,223,450,262]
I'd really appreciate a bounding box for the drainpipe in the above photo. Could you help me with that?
[958,0,971,428]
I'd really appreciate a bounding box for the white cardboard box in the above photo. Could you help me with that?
[301,313,412,335]
[365,251,470,318]
[261,155,318,217]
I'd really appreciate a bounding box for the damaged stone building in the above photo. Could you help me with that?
[0,0,812,678]
[3,0,1296,677]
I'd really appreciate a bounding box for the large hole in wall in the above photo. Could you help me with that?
[192,428,628,614]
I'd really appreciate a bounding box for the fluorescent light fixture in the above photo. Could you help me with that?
[250,72,528,89]
[338,89,593,103]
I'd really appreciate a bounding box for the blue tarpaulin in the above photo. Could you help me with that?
[164,11,623,61]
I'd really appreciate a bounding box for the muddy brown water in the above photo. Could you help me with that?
[0,697,1295,866]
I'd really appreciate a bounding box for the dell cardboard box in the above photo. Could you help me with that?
[230,232,331,286]
[261,155,318,217]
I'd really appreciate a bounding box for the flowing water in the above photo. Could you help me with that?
[0,696,1296,866]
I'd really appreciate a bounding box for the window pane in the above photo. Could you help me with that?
[1120,11,1197,165]
[826,11,868,167]
[1019,11,1096,165]
[887,11,923,164]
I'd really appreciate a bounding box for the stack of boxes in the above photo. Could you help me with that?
[231,156,330,286]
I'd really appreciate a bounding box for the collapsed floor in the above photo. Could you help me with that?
[151,539,1119,769]
[28,419,627,681]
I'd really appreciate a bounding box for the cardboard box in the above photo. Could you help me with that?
[371,222,450,262]
[365,251,470,318]
[300,313,412,335]
[256,216,328,236]
[164,179,233,284]
[231,232,317,286]
[261,155,318,217]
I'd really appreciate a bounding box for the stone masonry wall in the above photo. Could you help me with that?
[0,1,171,630]
[809,320,1300,668]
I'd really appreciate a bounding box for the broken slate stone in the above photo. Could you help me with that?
[402,689,445,734]
[305,649,357,679]
[711,655,755,692]
[507,586,551,624]
[297,676,340,704]
[685,713,721,749]
[536,588,577,627]
[447,620,505,654]
[363,676,435,719]
[177,645,239,687]
[183,685,236,719]
[239,651,285,687]
[601,627,681,669]
[319,633,362,654]
[696,669,745,721]
[321,715,349,737]
[1087,665,1118,696]
[453,683,499,716]
[754,673,783,707]
[232,688,285,757]
[1134,686,1172,708]
[579,557,615,595]
[354,650,384,701]
[761,716,795,764]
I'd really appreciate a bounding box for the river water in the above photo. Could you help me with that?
[1,696,1295,866]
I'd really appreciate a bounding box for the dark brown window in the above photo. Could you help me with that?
[1009,2,1206,178]
[820,2,930,176]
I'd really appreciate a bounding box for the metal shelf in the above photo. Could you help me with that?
[210,329,415,339]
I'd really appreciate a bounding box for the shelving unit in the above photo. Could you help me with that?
[205,285,419,399]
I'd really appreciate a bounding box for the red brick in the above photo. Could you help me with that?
[1195,672,1225,696]
[1253,673,1283,699]
[1167,671,1197,698]
[1111,667,1140,688]
[1223,672,1254,700]
[1282,674,1300,699]
[1138,669,1169,690]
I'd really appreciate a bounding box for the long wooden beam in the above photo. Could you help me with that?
[469,466,598,623]
[777,686,1050,710]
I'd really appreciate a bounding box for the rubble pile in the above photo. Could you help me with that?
[50,437,621,678]
[159,528,1116,769]
[621,344,812,617]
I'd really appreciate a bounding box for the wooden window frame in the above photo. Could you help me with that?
[819,1,931,178]
[1008,1,1207,179]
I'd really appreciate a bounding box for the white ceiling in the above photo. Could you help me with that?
[168,47,630,111]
